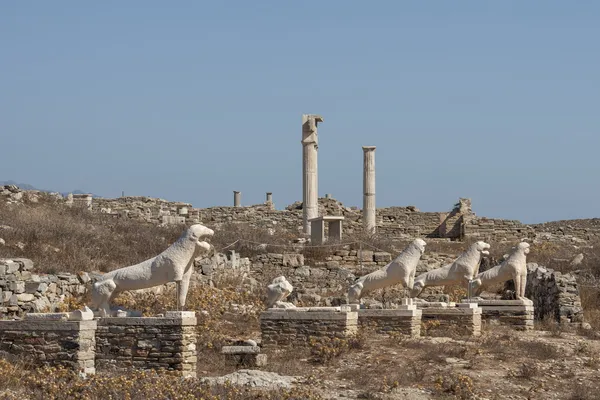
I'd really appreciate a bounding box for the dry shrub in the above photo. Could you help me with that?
[0,200,182,274]
[0,359,322,400]
[114,282,263,351]
[515,340,561,360]
[443,285,468,302]
[509,362,538,380]
[434,372,476,400]
[569,384,600,400]
[535,318,568,337]
[308,333,366,364]
[264,347,312,377]
[580,285,600,331]
[526,241,574,272]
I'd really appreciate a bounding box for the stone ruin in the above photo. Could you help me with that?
[0,114,596,380]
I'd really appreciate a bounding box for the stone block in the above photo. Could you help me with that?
[283,253,304,267]
[358,250,374,262]
[358,308,422,337]
[373,252,392,263]
[9,281,25,294]
[221,346,261,355]
[467,299,534,331]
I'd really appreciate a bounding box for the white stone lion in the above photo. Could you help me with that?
[471,242,530,299]
[347,239,427,304]
[266,276,295,309]
[91,224,214,316]
[410,241,490,298]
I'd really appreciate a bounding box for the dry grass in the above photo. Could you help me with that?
[0,199,182,273]
[0,359,322,400]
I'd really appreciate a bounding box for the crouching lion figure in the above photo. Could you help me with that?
[348,239,427,304]
[266,276,295,309]
[410,241,490,298]
[471,242,530,300]
[91,224,215,316]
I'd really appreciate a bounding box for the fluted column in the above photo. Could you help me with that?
[233,191,241,207]
[362,146,376,233]
[302,114,323,234]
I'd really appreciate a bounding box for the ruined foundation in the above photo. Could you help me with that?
[0,319,97,374]
[419,302,482,337]
[95,311,197,377]
[468,299,534,331]
[260,306,358,347]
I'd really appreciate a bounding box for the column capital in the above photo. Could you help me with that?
[362,146,376,152]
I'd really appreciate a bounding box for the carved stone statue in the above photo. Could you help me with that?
[410,241,490,298]
[91,224,214,316]
[266,276,295,309]
[471,242,530,299]
[347,239,427,303]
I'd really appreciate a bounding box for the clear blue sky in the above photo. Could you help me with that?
[1,2,598,224]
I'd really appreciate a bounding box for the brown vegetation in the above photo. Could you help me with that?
[0,198,181,274]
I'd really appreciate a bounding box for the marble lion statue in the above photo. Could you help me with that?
[91,224,215,316]
[266,276,295,309]
[471,242,530,300]
[347,239,427,304]
[410,240,490,298]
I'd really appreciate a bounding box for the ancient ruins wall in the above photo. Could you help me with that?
[95,312,197,377]
[0,319,97,374]
[0,258,89,318]
[463,217,534,242]
[525,263,584,323]
[260,307,358,347]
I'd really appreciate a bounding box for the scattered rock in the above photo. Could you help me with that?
[201,370,296,389]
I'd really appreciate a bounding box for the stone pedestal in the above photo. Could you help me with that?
[419,302,482,337]
[358,300,421,337]
[465,299,534,331]
[95,311,197,377]
[309,216,344,245]
[0,319,97,374]
[260,305,357,348]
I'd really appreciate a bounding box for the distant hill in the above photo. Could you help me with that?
[0,180,100,198]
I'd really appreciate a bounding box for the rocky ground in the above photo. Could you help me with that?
[201,324,600,400]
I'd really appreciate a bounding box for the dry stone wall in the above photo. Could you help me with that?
[260,307,358,347]
[5,185,600,245]
[0,319,96,374]
[95,312,197,377]
[0,258,89,318]
[525,263,584,323]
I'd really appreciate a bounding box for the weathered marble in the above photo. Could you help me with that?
[348,239,427,303]
[362,146,376,233]
[472,242,530,300]
[91,224,214,316]
[266,276,295,309]
[411,241,490,298]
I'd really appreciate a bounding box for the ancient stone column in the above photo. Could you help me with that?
[362,146,376,233]
[301,114,323,234]
[233,191,241,207]
[266,192,273,204]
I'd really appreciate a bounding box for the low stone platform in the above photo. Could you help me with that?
[221,345,267,367]
[260,305,358,347]
[465,299,534,331]
[0,317,97,374]
[358,299,422,337]
[419,302,482,337]
[95,311,197,377]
